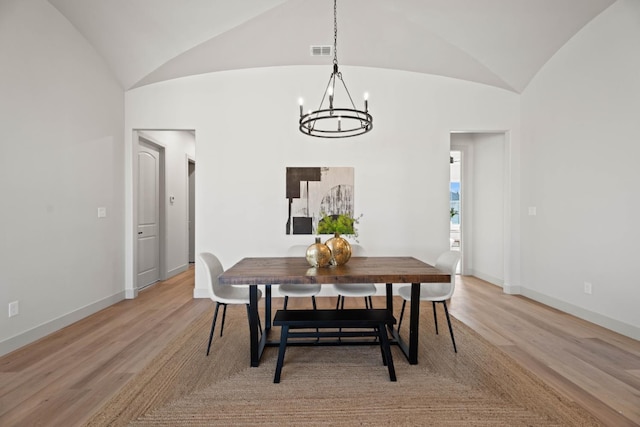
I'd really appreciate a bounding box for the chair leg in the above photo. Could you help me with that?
[442,301,457,353]
[311,296,319,338]
[366,297,377,341]
[206,302,222,356]
[336,295,344,339]
[219,303,228,336]
[398,300,406,331]
[283,296,289,310]
[432,301,439,335]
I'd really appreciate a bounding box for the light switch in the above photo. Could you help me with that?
[98,207,107,218]
[528,207,537,216]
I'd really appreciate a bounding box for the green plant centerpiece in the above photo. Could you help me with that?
[317,213,361,240]
[316,213,362,266]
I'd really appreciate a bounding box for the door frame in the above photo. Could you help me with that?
[450,142,474,275]
[132,131,167,293]
[450,131,513,292]
[449,147,467,274]
[187,156,196,264]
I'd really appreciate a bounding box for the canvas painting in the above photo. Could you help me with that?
[285,167,354,235]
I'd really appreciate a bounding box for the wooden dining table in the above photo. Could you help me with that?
[217,256,450,367]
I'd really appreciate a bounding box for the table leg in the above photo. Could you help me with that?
[385,283,393,312]
[409,282,420,364]
[249,284,259,367]
[265,284,272,329]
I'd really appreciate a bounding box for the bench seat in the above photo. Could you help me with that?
[272,308,397,383]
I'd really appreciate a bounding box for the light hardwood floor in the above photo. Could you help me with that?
[1,267,639,426]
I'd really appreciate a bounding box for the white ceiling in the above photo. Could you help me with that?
[48,0,616,92]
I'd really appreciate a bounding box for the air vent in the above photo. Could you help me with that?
[310,45,332,57]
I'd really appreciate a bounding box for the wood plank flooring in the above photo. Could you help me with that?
[1,267,639,426]
[0,267,210,427]
[449,275,640,426]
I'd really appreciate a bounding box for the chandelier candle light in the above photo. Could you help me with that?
[298,0,373,138]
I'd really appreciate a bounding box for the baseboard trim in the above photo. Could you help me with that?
[167,263,188,278]
[466,269,504,288]
[0,291,126,357]
[485,278,638,340]
[193,288,210,299]
[502,283,522,294]
[125,288,138,299]
[521,288,640,340]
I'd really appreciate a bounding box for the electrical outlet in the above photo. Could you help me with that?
[8,301,19,317]
[583,282,592,295]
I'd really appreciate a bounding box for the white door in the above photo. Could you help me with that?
[137,140,161,288]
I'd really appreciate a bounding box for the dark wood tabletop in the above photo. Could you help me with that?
[217,256,450,285]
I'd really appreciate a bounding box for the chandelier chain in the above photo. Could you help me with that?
[333,0,338,66]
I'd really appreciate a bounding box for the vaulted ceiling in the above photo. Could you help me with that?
[49,0,615,93]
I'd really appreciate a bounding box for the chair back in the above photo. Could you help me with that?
[199,252,224,300]
[287,245,309,256]
[432,251,461,299]
[351,244,365,256]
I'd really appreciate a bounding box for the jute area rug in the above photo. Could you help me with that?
[86,301,601,426]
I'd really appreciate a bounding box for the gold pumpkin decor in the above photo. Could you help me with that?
[325,232,352,266]
[306,237,332,268]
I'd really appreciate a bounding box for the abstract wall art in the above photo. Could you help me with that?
[285,167,354,235]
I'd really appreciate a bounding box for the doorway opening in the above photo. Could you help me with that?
[449,150,461,274]
[450,132,508,288]
[132,130,196,293]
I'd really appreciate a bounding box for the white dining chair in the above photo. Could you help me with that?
[332,245,378,341]
[333,244,377,309]
[279,245,321,309]
[199,252,262,356]
[397,250,461,352]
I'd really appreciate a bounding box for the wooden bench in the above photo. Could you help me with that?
[272,308,397,383]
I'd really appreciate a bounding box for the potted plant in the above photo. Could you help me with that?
[317,213,362,241]
[315,212,362,265]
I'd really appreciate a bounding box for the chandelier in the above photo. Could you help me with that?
[298,0,373,138]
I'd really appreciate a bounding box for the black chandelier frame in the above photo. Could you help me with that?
[298,0,373,139]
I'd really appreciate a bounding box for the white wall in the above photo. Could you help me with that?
[0,0,124,355]
[138,130,195,278]
[521,0,640,338]
[124,67,521,298]
[472,134,506,285]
